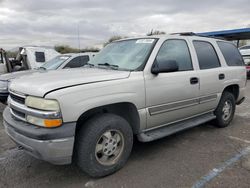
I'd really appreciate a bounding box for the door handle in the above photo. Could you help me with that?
[190,77,199,85]
[219,73,225,80]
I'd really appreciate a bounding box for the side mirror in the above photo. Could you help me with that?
[151,59,179,74]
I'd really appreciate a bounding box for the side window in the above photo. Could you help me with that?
[156,39,193,71]
[35,52,45,62]
[193,41,220,70]
[64,55,89,68]
[80,55,90,64]
[217,41,244,66]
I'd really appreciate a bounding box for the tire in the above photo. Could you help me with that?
[75,113,133,177]
[213,91,236,128]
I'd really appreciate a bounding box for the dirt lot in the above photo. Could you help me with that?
[0,82,250,188]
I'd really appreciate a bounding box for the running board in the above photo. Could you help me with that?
[137,113,216,142]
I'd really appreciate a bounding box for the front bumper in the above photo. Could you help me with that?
[3,107,76,165]
[0,92,8,104]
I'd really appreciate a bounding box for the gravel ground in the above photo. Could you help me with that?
[0,82,250,188]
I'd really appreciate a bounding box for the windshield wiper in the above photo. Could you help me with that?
[98,63,119,69]
[84,63,95,67]
[38,67,46,70]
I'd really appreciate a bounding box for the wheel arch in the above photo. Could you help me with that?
[222,84,239,101]
[75,102,141,135]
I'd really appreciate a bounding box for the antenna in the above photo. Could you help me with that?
[77,24,81,53]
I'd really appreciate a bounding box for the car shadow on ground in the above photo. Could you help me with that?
[0,122,217,185]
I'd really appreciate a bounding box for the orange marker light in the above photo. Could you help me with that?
[44,119,62,128]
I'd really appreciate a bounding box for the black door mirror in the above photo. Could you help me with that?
[151,59,179,74]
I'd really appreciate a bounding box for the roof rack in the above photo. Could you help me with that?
[171,32,223,40]
[170,32,197,36]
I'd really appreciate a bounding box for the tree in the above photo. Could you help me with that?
[239,40,247,47]
[55,45,99,54]
[104,36,124,47]
[147,30,166,36]
[6,51,18,58]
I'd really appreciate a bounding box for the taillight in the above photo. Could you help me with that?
[245,66,248,86]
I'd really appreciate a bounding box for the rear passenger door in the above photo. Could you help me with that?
[63,55,90,68]
[192,40,224,113]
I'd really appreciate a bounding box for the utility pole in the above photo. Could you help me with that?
[77,24,81,53]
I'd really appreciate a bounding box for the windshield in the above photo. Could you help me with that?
[40,55,71,70]
[88,38,156,71]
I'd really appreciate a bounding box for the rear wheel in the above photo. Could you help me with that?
[75,113,133,177]
[213,91,235,128]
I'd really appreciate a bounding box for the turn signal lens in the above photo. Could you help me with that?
[26,115,62,128]
[44,119,62,128]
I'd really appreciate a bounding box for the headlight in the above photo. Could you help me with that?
[0,80,8,92]
[25,96,62,127]
[25,96,60,111]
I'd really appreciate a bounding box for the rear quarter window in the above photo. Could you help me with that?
[217,41,244,66]
[193,41,221,70]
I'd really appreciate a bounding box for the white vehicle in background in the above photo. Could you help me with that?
[239,45,250,78]
[0,46,60,74]
[0,49,8,74]
[239,45,250,56]
[0,53,96,103]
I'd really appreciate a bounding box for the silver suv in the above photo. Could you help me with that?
[3,35,246,177]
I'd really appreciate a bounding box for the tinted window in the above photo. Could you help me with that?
[156,39,193,71]
[193,41,220,69]
[35,52,45,62]
[64,55,89,68]
[217,41,244,66]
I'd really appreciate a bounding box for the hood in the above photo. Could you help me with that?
[10,68,130,97]
[0,70,39,81]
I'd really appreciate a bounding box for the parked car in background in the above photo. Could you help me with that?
[0,46,60,75]
[3,35,246,177]
[0,52,96,103]
[243,56,250,78]
[239,45,250,78]
[239,45,250,56]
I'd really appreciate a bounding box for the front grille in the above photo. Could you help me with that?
[12,108,25,119]
[9,91,61,124]
[9,92,25,104]
[9,91,27,122]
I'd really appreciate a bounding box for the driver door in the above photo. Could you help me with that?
[144,39,201,129]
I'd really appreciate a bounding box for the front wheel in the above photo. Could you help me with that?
[213,91,236,128]
[75,113,133,177]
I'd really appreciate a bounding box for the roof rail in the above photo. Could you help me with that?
[171,32,223,40]
[170,32,197,36]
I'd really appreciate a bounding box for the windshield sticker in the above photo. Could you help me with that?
[136,39,155,44]
[60,56,70,60]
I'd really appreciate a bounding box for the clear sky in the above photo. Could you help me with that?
[0,0,249,49]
